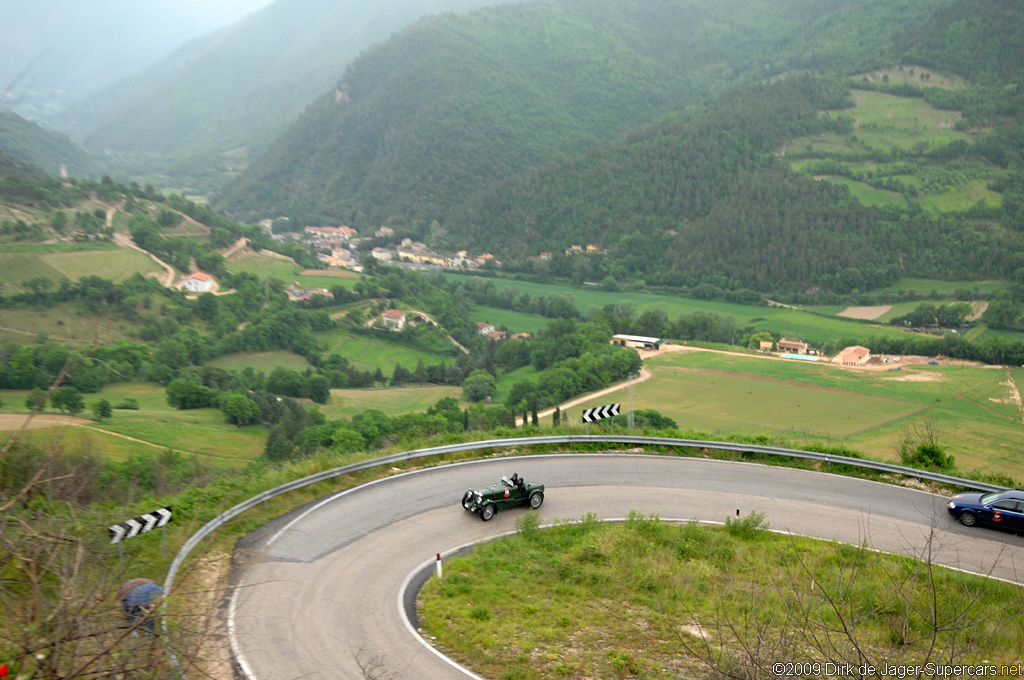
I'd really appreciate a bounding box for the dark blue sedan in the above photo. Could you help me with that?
[947,489,1024,530]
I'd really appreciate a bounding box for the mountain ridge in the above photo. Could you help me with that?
[215,0,958,226]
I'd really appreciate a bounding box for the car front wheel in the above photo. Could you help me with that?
[959,511,977,527]
[461,491,473,510]
[529,491,544,509]
[480,504,496,521]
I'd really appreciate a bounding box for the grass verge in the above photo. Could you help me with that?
[418,512,1024,680]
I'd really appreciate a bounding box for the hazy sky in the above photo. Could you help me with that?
[1,0,277,112]
[168,0,277,29]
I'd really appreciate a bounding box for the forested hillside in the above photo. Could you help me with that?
[215,0,954,227]
[444,74,1024,295]
[58,0,524,195]
[446,78,875,289]
[0,111,96,178]
[0,149,48,181]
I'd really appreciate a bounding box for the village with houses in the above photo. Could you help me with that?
[258,219,610,274]
[169,217,949,373]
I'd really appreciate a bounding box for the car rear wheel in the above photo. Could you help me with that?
[529,491,544,509]
[959,511,977,527]
[480,504,496,521]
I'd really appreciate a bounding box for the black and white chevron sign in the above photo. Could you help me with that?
[109,506,172,544]
[581,403,620,423]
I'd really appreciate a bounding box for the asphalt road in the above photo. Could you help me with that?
[228,454,1024,680]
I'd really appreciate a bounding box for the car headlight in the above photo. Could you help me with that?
[948,501,956,508]
[474,493,482,504]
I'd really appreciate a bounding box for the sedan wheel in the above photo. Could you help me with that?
[959,511,977,527]
[480,504,496,521]
[529,491,544,509]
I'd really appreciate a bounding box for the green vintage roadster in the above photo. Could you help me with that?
[461,473,545,521]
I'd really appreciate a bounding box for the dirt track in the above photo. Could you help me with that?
[0,413,90,431]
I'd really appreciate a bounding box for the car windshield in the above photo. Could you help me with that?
[980,492,1002,505]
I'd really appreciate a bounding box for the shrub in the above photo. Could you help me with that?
[900,442,955,472]
[515,510,541,537]
[724,511,769,540]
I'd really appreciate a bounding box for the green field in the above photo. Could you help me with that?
[18,423,202,465]
[817,300,977,324]
[319,384,462,420]
[565,349,1024,481]
[814,175,908,207]
[323,328,455,372]
[295,273,360,291]
[0,383,265,464]
[0,244,162,291]
[471,304,549,335]
[787,90,1005,212]
[87,383,266,464]
[0,304,141,344]
[227,251,301,280]
[446,274,919,345]
[226,251,360,292]
[873,279,1007,299]
[207,350,311,373]
[845,90,969,153]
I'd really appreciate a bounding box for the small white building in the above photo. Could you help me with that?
[477,322,495,335]
[382,309,406,330]
[182,272,213,293]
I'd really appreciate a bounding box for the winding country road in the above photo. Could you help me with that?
[228,454,1024,680]
[111,230,176,287]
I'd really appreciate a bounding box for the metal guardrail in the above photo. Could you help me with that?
[161,435,1007,677]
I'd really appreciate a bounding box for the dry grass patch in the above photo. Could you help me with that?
[837,305,891,320]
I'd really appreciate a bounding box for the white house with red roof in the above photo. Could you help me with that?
[382,309,406,330]
[182,272,213,293]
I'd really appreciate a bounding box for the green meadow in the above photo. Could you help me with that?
[226,250,360,291]
[876,278,1005,295]
[207,350,311,374]
[471,304,548,335]
[295,272,360,291]
[322,328,455,373]
[0,383,264,465]
[226,250,300,280]
[0,244,162,292]
[813,175,907,208]
[0,304,141,344]
[787,89,1005,212]
[319,384,462,420]
[446,273,917,345]
[87,383,266,464]
[564,350,1024,481]
[844,89,969,153]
